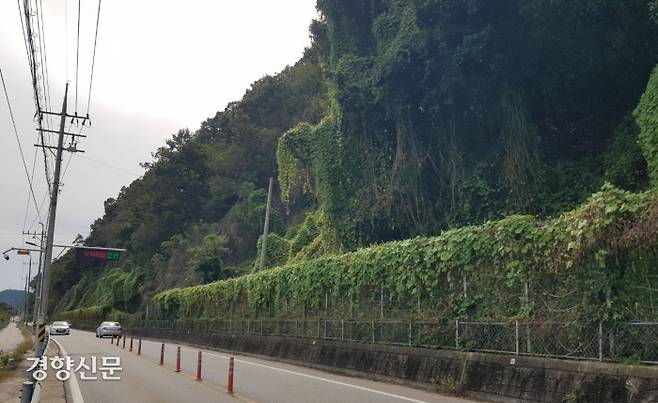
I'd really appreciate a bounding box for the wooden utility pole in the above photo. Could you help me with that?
[259,177,274,270]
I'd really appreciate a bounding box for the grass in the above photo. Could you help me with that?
[0,324,34,382]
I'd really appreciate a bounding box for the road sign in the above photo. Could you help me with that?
[17,250,30,256]
[75,248,122,261]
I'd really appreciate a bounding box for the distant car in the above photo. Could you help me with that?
[96,321,122,338]
[49,321,70,335]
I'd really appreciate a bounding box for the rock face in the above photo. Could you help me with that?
[129,326,658,403]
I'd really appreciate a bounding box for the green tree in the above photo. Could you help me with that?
[188,234,230,283]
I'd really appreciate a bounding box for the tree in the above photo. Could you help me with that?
[188,234,230,283]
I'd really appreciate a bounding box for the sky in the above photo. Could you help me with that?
[0,0,318,293]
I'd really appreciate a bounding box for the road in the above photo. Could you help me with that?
[54,329,475,403]
[0,321,24,352]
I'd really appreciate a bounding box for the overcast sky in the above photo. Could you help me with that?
[0,0,318,293]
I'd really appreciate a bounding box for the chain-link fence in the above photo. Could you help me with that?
[107,318,658,364]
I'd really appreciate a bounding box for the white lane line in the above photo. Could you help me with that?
[171,343,429,403]
[51,338,85,403]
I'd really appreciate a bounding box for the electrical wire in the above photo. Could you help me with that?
[36,0,52,120]
[1,66,43,221]
[22,146,39,234]
[77,154,141,177]
[19,0,52,191]
[86,0,102,116]
[75,0,81,113]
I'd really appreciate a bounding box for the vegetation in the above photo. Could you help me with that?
[49,1,658,326]
[0,303,11,326]
[154,185,657,322]
[0,326,33,382]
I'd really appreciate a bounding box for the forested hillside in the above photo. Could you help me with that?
[51,0,658,319]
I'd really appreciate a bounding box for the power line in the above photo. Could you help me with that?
[1,66,42,221]
[22,146,39,234]
[77,154,142,177]
[75,0,81,112]
[18,0,52,192]
[86,0,102,116]
[36,0,52,119]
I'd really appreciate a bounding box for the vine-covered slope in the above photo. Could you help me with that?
[152,185,657,323]
[51,1,658,319]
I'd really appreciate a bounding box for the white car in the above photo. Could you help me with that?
[49,321,71,335]
[96,321,122,338]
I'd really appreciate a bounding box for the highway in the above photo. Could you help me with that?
[54,329,475,403]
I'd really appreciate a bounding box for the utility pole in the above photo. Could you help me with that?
[24,224,44,333]
[36,83,85,350]
[259,177,274,270]
[25,256,34,325]
[22,272,28,325]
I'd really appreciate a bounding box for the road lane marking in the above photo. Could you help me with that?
[176,346,430,403]
[92,332,432,403]
[51,338,85,403]
[115,338,256,403]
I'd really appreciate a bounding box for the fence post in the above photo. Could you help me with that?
[317,320,321,338]
[605,287,616,358]
[341,319,344,341]
[598,321,603,362]
[524,281,531,353]
[350,296,354,319]
[515,320,519,355]
[408,321,412,347]
[380,286,384,320]
[371,320,375,344]
[455,319,459,349]
[247,319,250,334]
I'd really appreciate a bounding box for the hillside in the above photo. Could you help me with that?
[50,0,658,319]
[0,290,25,309]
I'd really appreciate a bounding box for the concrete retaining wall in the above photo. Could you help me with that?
[121,327,658,403]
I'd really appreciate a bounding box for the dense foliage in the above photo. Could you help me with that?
[154,185,657,322]
[636,66,658,185]
[51,1,658,322]
[48,59,327,314]
[279,0,658,250]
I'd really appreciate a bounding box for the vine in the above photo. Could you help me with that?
[154,185,657,322]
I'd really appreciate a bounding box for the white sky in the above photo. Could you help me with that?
[0,0,318,293]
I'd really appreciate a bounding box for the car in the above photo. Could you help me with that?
[49,321,70,335]
[96,321,122,338]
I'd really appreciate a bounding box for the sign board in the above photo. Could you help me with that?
[75,248,121,261]
[17,250,30,256]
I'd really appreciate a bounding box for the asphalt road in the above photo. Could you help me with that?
[54,329,476,403]
[0,321,23,352]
